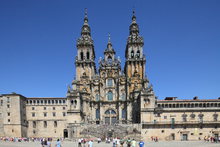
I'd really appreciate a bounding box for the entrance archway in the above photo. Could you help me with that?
[104,109,117,125]
[63,129,68,138]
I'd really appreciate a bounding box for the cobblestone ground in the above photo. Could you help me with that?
[0,141,220,147]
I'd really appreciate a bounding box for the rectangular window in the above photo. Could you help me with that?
[107,91,113,101]
[7,112,10,116]
[33,121,36,128]
[44,113,47,117]
[7,104,10,108]
[53,107,55,110]
[7,97,10,103]
[96,109,100,119]
[44,121,47,128]
[63,107,65,110]
[122,109,126,119]
[32,113,35,117]
[164,116,167,119]
[8,119,10,122]
[0,100,3,106]
[107,79,113,87]
[32,107,35,110]
[121,94,125,100]
[53,112,56,117]
[171,118,175,129]
[54,121,57,127]
[44,107,46,110]
[96,94,100,101]
[63,112,66,117]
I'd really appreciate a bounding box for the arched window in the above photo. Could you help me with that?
[122,109,126,119]
[136,50,140,58]
[107,56,112,64]
[105,109,116,114]
[96,109,100,119]
[86,52,90,60]
[104,109,117,125]
[80,52,84,60]
[95,94,100,101]
[131,50,134,58]
[107,91,113,101]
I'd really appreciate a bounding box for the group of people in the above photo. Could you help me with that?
[78,138,94,147]
[0,137,53,142]
[150,136,158,142]
[40,138,63,147]
[77,137,145,147]
[204,136,220,143]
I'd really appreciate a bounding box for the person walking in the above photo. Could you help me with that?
[131,139,136,147]
[55,139,61,147]
[138,140,144,147]
[126,138,131,147]
[88,140,93,147]
[47,138,51,147]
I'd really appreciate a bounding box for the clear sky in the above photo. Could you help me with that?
[0,0,219,100]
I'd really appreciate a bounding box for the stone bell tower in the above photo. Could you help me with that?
[125,11,146,93]
[75,9,96,82]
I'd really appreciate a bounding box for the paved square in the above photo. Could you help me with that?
[0,141,220,147]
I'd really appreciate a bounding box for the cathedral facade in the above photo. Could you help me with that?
[0,11,220,141]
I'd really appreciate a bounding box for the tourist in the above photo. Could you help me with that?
[47,138,51,147]
[151,136,153,141]
[120,139,125,147]
[116,138,120,147]
[97,137,101,143]
[78,138,82,147]
[113,138,117,147]
[55,139,61,147]
[138,140,144,147]
[131,139,136,147]
[155,137,158,142]
[41,138,47,147]
[126,138,131,147]
[88,140,93,147]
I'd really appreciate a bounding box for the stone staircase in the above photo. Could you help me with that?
[79,124,142,140]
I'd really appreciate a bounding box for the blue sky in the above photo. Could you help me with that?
[0,0,219,99]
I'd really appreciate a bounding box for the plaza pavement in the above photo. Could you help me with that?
[0,141,220,147]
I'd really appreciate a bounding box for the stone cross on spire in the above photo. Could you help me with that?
[108,33,111,43]
[84,8,88,24]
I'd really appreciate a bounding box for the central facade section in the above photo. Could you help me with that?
[66,11,155,138]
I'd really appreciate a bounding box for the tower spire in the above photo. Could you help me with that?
[80,8,91,36]
[132,8,136,24]
[84,8,88,24]
[108,33,111,43]
[106,33,114,51]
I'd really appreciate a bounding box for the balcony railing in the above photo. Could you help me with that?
[142,120,220,125]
